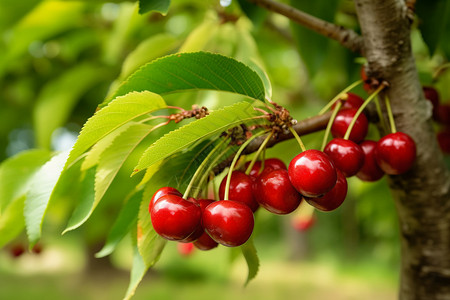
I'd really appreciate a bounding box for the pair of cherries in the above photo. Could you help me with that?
[149,187,254,249]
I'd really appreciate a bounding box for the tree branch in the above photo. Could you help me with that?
[248,0,364,54]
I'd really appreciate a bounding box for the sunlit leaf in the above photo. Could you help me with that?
[138,0,170,15]
[241,238,259,286]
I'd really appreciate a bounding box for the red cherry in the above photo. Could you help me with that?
[10,243,25,258]
[422,86,440,120]
[375,132,416,175]
[203,200,254,247]
[31,243,43,255]
[437,128,450,154]
[331,92,364,111]
[356,140,385,182]
[292,216,316,232]
[219,171,259,212]
[255,169,302,215]
[149,187,182,213]
[324,138,365,177]
[151,194,202,241]
[331,108,369,143]
[436,104,450,125]
[177,242,195,257]
[245,158,287,178]
[193,232,219,250]
[305,169,347,212]
[288,149,337,198]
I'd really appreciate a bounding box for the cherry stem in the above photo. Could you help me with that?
[183,137,229,199]
[343,84,385,140]
[244,131,274,175]
[320,101,342,151]
[384,95,397,133]
[374,96,388,133]
[288,126,307,152]
[318,80,363,115]
[224,131,266,200]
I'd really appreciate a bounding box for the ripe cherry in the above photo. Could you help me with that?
[423,86,440,120]
[305,169,347,212]
[292,216,316,232]
[192,199,218,250]
[177,242,195,257]
[219,171,259,212]
[9,243,25,258]
[356,140,385,182]
[203,200,254,247]
[151,194,202,241]
[324,138,365,177]
[331,108,369,143]
[245,158,286,179]
[331,92,364,110]
[375,132,416,175]
[437,128,450,154]
[436,104,450,125]
[288,149,337,198]
[149,186,182,213]
[255,169,302,215]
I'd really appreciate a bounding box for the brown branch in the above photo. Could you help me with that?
[248,0,364,54]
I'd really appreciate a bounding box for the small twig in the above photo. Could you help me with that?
[248,0,363,53]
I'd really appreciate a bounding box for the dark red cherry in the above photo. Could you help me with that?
[193,231,219,250]
[356,140,385,182]
[178,197,209,243]
[288,149,337,198]
[375,132,416,175]
[331,92,364,110]
[203,200,254,247]
[219,170,259,212]
[151,194,202,241]
[149,186,182,213]
[324,138,365,177]
[245,158,287,178]
[437,128,450,154]
[423,86,440,120]
[10,243,25,258]
[255,169,302,215]
[436,104,450,125]
[331,108,369,143]
[305,169,347,212]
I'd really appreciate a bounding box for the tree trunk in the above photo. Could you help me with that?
[354,0,450,299]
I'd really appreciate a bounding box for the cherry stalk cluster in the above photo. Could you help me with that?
[147,75,418,252]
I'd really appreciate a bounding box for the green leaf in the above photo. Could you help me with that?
[237,0,267,27]
[0,149,51,210]
[241,238,259,286]
[138,0,171,15]
[24,151,70,246]
[65,91,166,169]
[62,167,95,234]
[96,190,143,258]
[0,195,26,248]
[104,52,266,107]
[123,243,150,300]
[133,101,259,174]
[416,0,450,55]
[34,63,109,149]
[289,0,339,77]
[0,0,41,31]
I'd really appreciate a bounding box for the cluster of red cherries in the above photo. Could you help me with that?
[423,86,450,154]
[148,91,418,250]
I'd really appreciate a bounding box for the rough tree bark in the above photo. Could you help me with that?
[354,1,450,299]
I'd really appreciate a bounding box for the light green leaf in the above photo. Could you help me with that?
[96,189,143,258]
[0,195,26,248]
[178,15,219,53]
[138,0,170,15]
[24,151,70,246]
[123,243,150,300]
[0,149,51,210]
[133,101,259,174]
[104,52,266,107]
[0,0,41,30]
[241,238,259,286]
[62,167,95,234]
[34,63,109,149]
[65,91,166,169]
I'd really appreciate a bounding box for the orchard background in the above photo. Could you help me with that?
[0,0,449,299]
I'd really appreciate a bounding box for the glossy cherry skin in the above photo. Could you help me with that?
[437,128,450,154]
[151,194,202,241]
[178,198,211,243]
[288,149,337,198]
[324,138,365,177]
[255,169,302,215]
[191,199,218,249]
[149,187,182,213]
[356,140,385,182]
[331,108,369,143]
[423,86,440,120]
[203,200,254,247]
[375,132,417,175]
[245,158,287,178]
[219,171,259,212]
[305,169,347,212]
[331,92,364,111]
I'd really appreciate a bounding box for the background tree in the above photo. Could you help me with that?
[0,0,449,299]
